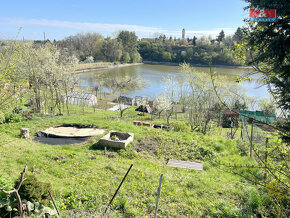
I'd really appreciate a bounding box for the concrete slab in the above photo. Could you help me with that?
[167,159,203,170]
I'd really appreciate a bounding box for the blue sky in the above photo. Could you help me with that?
[0,0,249,40]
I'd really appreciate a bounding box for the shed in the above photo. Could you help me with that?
[135,104,152,113]
[222,110,239,128]
[63,92,97,107]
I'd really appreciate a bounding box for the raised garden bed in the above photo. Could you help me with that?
[98,131,134,149]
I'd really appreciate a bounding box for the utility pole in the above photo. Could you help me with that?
[44,32,46,41]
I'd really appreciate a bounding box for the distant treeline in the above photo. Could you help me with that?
[139,28,246,66]
[42,28,247,65]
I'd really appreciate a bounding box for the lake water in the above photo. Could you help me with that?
[78,64,269,100]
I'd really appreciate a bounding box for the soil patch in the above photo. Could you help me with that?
[134,137,160,155]
[256,123,277,132]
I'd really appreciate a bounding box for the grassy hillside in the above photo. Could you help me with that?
[0,106,272,217]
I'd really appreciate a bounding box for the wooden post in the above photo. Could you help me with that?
[20,128,30,139]
[49,191,61,218]
[250,121,254,158]
[264,137,268,179]
[154,174,163,218]
[102,164,133,216]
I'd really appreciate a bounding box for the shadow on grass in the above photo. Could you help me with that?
[89,141,123,152]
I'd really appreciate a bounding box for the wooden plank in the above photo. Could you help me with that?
[167,159,203,170]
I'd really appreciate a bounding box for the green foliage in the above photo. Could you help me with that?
[24,201,57,217]
[130,52,141,63]
[101,38,123,62]
[242,0,290,142]
[0,175,56,217]
[122,52,131,63]
[216,30,225,42]
[0,105,286,216]
[117,31,138,55]
[233,27,244,42]
[207,199,241,217]
[138,37,243,65]
[5,113,23,123]
[0,176,13,200]
[0,111,5,124]
[17,174,53,205]
[12,106,27,114]
[258,99,276,115]
[172,121,191,132]
[118,146,137,159]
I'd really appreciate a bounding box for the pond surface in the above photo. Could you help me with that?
[78,64,269,100]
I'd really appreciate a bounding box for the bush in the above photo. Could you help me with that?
[0,176,13,200]
[13,106,27,114]
[5,113,23,123]
[242,186,270,216]
[196,146,215,160]
[244,187,262,210]
[0,111,5,124]
[172,121,190,132]
[208,199,241,217]
[17,174,53,205]
[118,147,137,159]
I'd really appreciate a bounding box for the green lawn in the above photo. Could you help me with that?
[0,106,266,217]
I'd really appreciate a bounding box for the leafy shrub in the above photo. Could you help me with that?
[5,113,23,123]
[236,139,248,156]
[242,186,270,216]
[118,147,137,159]
[0,111,5,124]
[0,176,13,200]
[213,142,225,152]
[17,174,53,205]
[12,106,27,114]
[0,176,56,217]
[23,201,57,217]
[245,187,261,209]
[208,199,241,217]
[172,121,190,132]
[196,146,215,160]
